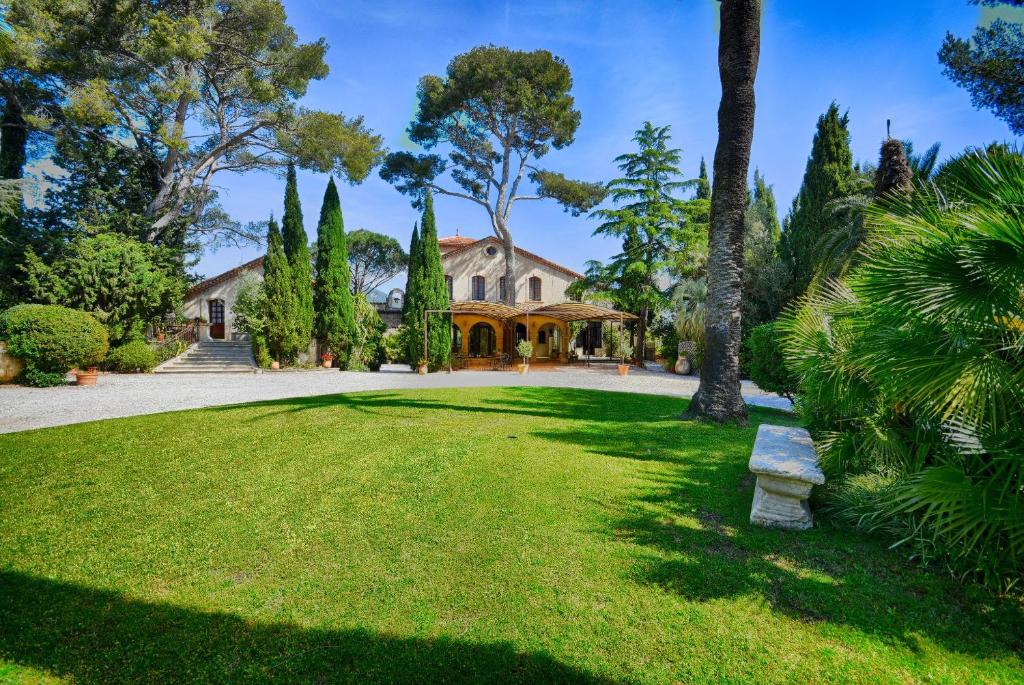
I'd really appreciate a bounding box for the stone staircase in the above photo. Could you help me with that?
[154,340,256,373]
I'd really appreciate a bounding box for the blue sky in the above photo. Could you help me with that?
[195,0,1022,282]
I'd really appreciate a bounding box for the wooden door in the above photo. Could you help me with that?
[208,300,225,339]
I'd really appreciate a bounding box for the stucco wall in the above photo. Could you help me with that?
[442,241,577,306]
[182,264,264,340]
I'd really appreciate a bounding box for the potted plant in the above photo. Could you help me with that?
[417,358,428,375]
[618,339,634,377]
[320,351,334,368]
[516,339,533,374]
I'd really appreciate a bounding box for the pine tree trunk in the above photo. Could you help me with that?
[637,305,648,368]
[686,0,760,423]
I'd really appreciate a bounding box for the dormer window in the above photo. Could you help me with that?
[472,275,486,300]
[528,276,542,302]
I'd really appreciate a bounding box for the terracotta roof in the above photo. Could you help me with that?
[438,235,476,249]
[186,257,264,299]
[440,236,584,280]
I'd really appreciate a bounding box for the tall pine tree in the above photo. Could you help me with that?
[282,162,313,359]
[419,191,451,369]
[401,222,424,368]
[313,178,355,367]
[263,216,297,363]
[780,102,855,298]
[695,157,711,200]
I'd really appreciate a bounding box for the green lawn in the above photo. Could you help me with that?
[0,387,1021,684]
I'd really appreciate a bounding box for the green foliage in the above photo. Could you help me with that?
[349,293,386,372]
[778,147,1024,590]
[744,323,797,400]
[21,233,183,345]
[781,103,856,298]
[347,229,407,295]
[418,193,450,370]
[282,163,313,357]
[313,178,355,365]
[263,217,297,363]
[694,157,710,200]
[382,330,407,365]
[939,10,1024,135]
[104,339,157,373]
[0,304,108,377]
[401,223,424,368]
[4,0,383,236]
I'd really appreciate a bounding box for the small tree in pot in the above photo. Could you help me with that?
[516,339,534,374]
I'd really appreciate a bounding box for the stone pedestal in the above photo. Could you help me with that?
[750,474,815,529]
[748,424,824,530]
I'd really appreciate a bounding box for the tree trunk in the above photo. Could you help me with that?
[637,305,648,368]
[499,229,518,306]
[686,0,760,423]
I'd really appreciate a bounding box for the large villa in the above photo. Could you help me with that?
[183,233,635,367]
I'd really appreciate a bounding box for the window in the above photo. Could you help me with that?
[445,275,453,300]
[499,277,507,302]
[528,276,542,301]
[471,275,486,300]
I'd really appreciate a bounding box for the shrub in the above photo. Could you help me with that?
[744,322,798,399]
[104,339,157,373]
[778,147,1024,591]
[0,305,108,381]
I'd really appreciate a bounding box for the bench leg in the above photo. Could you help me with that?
[750,474,814,530]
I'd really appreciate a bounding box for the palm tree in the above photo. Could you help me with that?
[780,147,1024,589]
[686,0,761,422]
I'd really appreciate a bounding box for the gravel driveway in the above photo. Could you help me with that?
[0,364,791,434]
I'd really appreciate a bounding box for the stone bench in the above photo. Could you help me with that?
[749,424,824,530]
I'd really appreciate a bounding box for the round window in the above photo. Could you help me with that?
[485,245,498,256]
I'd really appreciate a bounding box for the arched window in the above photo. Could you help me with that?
[471,275,486,300]
[445,275,453,300]
[499,276,507,302]
[468,322,496,356]
[528,276,542,301]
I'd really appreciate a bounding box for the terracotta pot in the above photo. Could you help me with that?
[322,359,332,368]
[617,363,630,377]
[517,363,529,374]
[76,366,99,386]
[417,363,428,375]
[271,361,280,370]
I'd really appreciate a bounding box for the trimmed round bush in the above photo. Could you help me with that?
[744,322,798,400]
[0,305,109,381]
[104,339,157,373]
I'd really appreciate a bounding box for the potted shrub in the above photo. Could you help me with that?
[320,351,334,368]
[0,304,108,387]
[417,357,428,375]
[516,339,533,374]
[618,339,634,377]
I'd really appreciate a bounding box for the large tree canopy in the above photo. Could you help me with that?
[940,1,1024,135]
[3,0,384,243]
[380,45,605,305]
[346,229,408,296]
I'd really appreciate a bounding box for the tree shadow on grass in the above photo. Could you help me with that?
[0,571,615,685]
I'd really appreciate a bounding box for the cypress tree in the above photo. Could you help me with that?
[695,157,711,200]
[401,222,424,367]
[263,216,297,363]
[780,102,855,297]
[282,162,313,359]
[419,191,451,369]
[874,138,913,198]
[313,177,355,366]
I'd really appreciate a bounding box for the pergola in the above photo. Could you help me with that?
[424,302,639,370]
